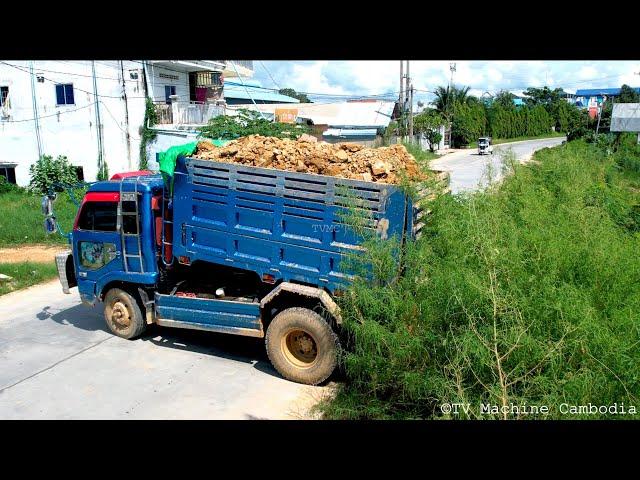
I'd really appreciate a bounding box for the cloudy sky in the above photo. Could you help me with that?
[251,61,640,103]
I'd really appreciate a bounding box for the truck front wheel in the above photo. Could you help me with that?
[265,307,339,385]
[103,288,146,339]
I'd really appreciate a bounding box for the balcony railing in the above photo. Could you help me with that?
[154,101,225,126]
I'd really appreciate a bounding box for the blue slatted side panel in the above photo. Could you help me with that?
[171,157,407,291]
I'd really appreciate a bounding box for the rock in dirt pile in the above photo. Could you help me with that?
[193,135,428,184]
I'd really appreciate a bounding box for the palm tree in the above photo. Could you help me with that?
[432,85,471,115]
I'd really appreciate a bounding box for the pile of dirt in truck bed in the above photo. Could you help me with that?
[193,135,426,184]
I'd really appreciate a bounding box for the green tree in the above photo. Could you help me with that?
[493,90,517,110]
[451,100,486,147]
[432,85,472,115]
[522,86,565,108]
[278,88,312,103]
[617,84,640,103]
[139,97,158,170]
[414,110,444,152]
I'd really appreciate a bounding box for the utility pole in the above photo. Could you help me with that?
[92,61,105,179]
[596,94,606,135]
[29,61,43,159]
[409,83,414,138]
[406,61,413,139]
[119,61,132,170]
[399,61,404,141]
[448,62,456,148]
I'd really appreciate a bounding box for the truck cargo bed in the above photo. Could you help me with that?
[170,156,415,293]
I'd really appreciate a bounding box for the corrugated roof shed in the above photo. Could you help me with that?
[224,80,300,103]
[235,101,395,129]
[323,128,378,138]
[611,103,640,132]
[575,87,640,97]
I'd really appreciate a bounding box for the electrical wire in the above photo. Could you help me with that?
[1,101,97,123]
[99,100,141,141]
[0,61,147,99]
[259,61,281,90]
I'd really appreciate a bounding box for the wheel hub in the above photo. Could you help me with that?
[111,301,131,330]
[282,329,318,368]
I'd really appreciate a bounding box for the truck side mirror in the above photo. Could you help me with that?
[44,217,57,234]
[41,195,53,216]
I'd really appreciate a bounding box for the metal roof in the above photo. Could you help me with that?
[235,101,396,129]
[224,80,300,103]
[323,128,378,138]
[575,87,640,97]
[611,103,640,132]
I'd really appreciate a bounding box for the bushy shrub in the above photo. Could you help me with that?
[0,176,22,194]
[29,154,79,194]
[452,101,486,146]
[323,140,640,419]
[198,108,310,140]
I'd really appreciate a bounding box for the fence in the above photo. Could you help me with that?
[154,101,226,126]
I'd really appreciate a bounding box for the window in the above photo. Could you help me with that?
[0,165,16,184]
[0,86,8,107]
[165,85,176,104]
[121,200,140,235]
[55,84,75,105]
[77,201,117,231]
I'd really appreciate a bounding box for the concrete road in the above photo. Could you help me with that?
[430,137,566,194]
[0,280,329,419]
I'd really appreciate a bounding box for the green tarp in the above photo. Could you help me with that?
[158,139,231,194]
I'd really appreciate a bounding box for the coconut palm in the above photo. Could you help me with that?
[432,85,472,115]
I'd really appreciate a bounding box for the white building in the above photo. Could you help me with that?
[0,60,254,186]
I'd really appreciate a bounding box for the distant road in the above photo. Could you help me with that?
[430,137,566,194]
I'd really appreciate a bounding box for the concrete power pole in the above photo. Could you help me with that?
[29,61,43,159]
[399,61,404,141]
[448,62,457,147]
[119,61,132,170]
[406,61,413,139]
[92,61,105,179]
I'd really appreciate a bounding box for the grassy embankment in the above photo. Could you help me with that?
[0,262,59,296]
[321,134,640,419]
[0,190,78,295]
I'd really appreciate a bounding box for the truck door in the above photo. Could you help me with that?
[72,192,123,305]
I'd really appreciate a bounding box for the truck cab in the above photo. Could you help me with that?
[65,173,163,306]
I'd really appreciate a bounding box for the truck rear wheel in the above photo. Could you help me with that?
[265,307,339,385]
[103,288,146,339]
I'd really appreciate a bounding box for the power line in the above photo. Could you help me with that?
[0,102,97,123]
[0,61,147,99]
[259,61,281,90]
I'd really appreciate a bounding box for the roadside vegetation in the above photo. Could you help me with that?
[0,154,81,247]
[0,262,59,296]
[322,134,640,419]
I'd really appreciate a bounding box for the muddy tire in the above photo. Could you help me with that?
[265,307,339,385]
[103,288,146,339]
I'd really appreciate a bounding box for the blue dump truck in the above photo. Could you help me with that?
[44,154,448,384]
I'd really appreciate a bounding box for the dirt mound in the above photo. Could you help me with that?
[193,135,427,184]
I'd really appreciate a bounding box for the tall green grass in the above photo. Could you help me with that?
[322,139,640,419]
[0,190,78,247]
[0,262,59,296]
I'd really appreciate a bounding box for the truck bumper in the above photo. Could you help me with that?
[55,250,77,294]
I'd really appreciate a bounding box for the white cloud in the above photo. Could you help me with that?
[254,61,640,101]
